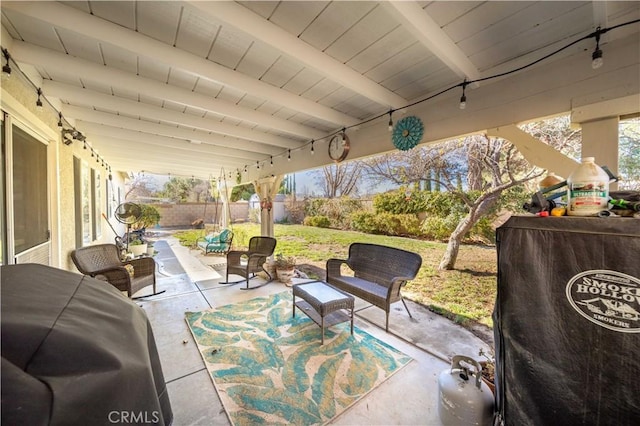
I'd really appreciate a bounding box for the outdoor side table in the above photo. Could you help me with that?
[292,280,354,345]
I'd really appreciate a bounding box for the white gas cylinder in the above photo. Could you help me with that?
[567,157,610,216]
[438,355,494,426]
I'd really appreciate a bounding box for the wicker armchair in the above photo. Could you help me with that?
[71,244,157,298]
[224,236,277,289]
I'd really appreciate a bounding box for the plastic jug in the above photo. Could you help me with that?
[567,157,609,216]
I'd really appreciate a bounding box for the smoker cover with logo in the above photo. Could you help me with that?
[494,216,640,426]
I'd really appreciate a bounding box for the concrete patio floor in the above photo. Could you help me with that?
[134,233,493,425]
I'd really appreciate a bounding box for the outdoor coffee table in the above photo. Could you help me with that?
[292,281,354,345]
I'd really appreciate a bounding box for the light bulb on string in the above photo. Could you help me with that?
[388,110,394,131]
[36,88,43,110]
[459,80,468,110]
[57,112,63,128]
[592,27,603,69]
[2,48,11,79]
[341,128,346,144]
[270,156,273,166]
[256,161,260,170]
[311,140,315,154]
[287,150,291,161]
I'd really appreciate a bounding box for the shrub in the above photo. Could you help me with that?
[134,204,161,229]
[303,215,331,228]
[350,212,422,236]
[373,188,427,215]
[421,215,459,241]
[305,197,364,228]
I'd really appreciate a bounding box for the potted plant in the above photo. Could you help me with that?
[479,348,495,394]
[274,253,296,285]
[129,238,148,257]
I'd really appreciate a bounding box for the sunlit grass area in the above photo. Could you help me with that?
[174,223,497,333]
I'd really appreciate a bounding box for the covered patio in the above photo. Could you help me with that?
[1,2,638,265]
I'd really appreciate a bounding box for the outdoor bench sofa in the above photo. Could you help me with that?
[196,228,233,255]
[326,242,423,331]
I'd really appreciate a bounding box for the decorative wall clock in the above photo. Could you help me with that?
[392,116,424,151]
[328,133,350,162]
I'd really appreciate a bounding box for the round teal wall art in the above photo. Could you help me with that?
[392,116,424,151]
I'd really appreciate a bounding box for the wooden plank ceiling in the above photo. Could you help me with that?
[1,1,638,179]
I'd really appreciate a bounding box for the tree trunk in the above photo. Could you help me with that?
[439,214,474,270]
[439,193,500,270]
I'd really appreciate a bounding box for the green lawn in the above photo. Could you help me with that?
[174,223,497,334]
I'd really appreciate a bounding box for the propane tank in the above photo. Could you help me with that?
[438,355,494,426]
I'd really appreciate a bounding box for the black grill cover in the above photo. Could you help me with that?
[493,216,640,426]
[1,264,172,425]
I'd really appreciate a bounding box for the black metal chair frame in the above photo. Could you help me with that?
[221,236,277,290]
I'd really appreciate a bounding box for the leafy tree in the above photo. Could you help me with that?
[159,177,192,202]
[618,117,640,190]
[361,116,580,270]
[279,175,296,195]
[230,183,254,201]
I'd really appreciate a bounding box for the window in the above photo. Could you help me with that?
[12,125,49,254]
[92,168,101,240]
[74,157,92,247]
[0,118,5,265]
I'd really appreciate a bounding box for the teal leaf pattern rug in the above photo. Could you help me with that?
[185,291,412,425]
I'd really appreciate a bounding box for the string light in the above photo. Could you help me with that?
[311,140,315,154]
[256,161,260,170]
[83,141,87,150]
[35,88,43,110]
[244,165,248,173]
[592,26,604,69]
[270,156,273,166]
[459,80,468,110]
[2,18,638,181]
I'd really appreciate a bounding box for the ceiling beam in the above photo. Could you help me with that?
[62,106,284,156]
[44,81,301,149]
[77,121,267,163]
[11,40,325,141]
[383,1,481,82]
[2,1,359,127]
[187,1,408,109]
[88,137,244,174]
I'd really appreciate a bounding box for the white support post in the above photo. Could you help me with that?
[580,117,620,190]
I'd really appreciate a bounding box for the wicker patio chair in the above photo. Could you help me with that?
[71,243,158,298]
[223,236,277,290]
